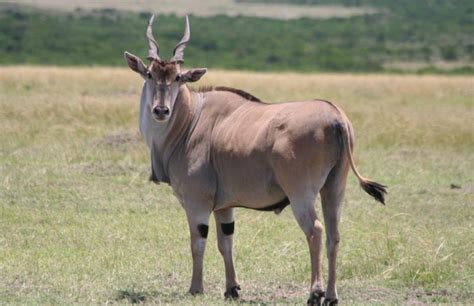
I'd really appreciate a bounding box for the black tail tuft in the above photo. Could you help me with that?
[360,180,387,204]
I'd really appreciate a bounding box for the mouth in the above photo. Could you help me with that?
[152,113,170,122]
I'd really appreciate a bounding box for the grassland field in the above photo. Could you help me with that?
[0,66,473,304]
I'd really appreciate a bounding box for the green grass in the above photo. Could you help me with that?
[0,67,473,304]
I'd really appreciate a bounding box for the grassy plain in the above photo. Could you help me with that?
[0,66,473,304]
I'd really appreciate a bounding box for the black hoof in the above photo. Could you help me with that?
[224,285,241,299]
[322,298,338,305]
[307,291,325,306]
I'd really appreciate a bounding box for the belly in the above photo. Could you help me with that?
[212,159,288,211]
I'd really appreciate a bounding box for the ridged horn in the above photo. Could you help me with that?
[171,16,190,63]
[146,14,161,61]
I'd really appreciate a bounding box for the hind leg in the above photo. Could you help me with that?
[289,193,325,305]
[319,162,349,305]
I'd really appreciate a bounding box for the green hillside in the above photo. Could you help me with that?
[0,1,472,73]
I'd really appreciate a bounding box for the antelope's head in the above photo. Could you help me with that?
[124,15,207,122]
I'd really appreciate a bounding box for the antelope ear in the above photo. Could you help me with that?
[124,51,147,76]
[180,68,207,83]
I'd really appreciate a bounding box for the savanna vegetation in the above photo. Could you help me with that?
[0,0,473,72]
[1,67,472,304]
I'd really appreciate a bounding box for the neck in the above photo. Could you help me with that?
[140,84,199,183]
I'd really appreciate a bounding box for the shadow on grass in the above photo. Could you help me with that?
[115,289,149,304]
[113,288,292,304]
[238,298,285,305]
[114,288,188,304]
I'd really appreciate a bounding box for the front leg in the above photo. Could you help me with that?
[214,209,240,299]
[185,207,211,294]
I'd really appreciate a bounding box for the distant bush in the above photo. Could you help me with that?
[0,2,472,73]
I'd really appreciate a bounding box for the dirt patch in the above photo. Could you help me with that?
[334,283,472,304]
[78,162,144,176]
[445,183,473,195]
[404,289,468,304]
[235,281,306,303]
[339,284,402,303]
[457,183,474,194]
[92,131,142,151]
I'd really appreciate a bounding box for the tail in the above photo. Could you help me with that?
[323,100,387,204]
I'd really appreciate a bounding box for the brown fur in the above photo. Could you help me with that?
[149,60,179,82]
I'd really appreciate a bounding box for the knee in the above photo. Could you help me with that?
[314,220,324,235]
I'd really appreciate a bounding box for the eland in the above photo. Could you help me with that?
[124,15,386,306]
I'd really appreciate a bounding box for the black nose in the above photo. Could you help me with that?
[152,106,170,116]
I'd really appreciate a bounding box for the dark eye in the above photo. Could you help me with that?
[146,71,152,79]
[175,75,181,82]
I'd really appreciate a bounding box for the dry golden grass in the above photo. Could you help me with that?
[12,0,377,20]
[0,66,473,304]
[4,66,471,149]
[384,61,474,71]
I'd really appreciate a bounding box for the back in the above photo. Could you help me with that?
[194,89,343,209]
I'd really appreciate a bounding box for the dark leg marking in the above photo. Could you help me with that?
[197,224,209,238]
[221,222,235,235]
